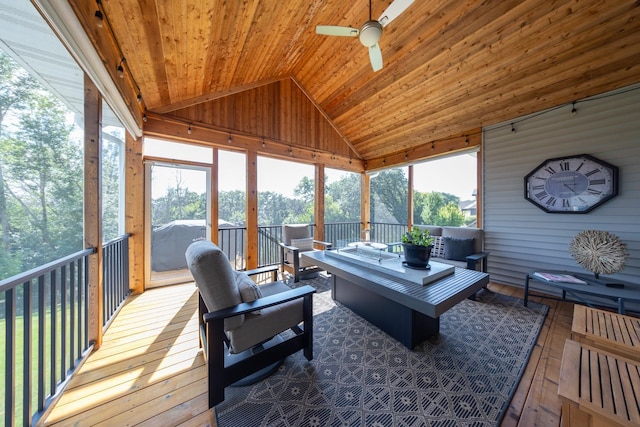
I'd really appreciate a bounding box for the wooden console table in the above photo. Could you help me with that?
[524,270,640,314]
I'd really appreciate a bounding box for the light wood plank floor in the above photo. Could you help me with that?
[40,281,573,427]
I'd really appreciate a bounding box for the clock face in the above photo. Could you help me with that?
[524,154,618,213]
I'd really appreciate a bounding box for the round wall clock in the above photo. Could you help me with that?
[524,154,618,213]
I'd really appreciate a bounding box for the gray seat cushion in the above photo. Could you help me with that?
[228,281,303,353]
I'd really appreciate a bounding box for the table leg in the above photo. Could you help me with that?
[524,274,530,307]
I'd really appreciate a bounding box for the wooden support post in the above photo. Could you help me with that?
[84,75,103,348]
[408,165,414,229]
[211,148,219,245]
[361,173,370,239]
[246,150,258,270]
[125,132,144,294]
[314,164,325,242]
[476,146,483,228]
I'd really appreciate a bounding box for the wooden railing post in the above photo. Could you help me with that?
[84,74,103,348]
[361,173,370,239]
[125,133,144,293]
[315,164,325,242]
[246,150,258,270]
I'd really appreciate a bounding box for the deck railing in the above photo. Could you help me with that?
[0,233,131,427]
[1,248,95,427]
[324,222,361,247]
[214,222,406,269]
[258,225,285,268]
[102,234,130,330]
[370,222,407,245]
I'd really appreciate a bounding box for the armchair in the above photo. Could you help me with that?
[185,240,315,407]
[279,224,332,282]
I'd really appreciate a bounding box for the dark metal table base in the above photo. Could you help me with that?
[333,275,439,349]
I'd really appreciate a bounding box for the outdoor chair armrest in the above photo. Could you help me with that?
[386,242,403,253]
[203,285,316,321]
[312,240,332,249]
[245,264,279,282]
[278,242,301,251]
[465,252,489,272]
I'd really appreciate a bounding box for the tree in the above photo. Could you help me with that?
[219,190,246,224]
[0,52,39,254]
[417,191,461,226]
[1,90,83,272]
[434,201,465,226]
[102,130,125,241]
[294,176,314,204]
[325,173,360,222]
[419,192,444,225]
[370,169,408,223]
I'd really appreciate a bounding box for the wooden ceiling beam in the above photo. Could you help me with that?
[143,113,365,173]
[364,130,482,171]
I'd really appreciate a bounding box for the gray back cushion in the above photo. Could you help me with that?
[185,240,244,330]
[282,224,311,245]
[442,227,483,253]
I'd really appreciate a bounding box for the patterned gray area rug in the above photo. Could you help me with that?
[215,275,548,427]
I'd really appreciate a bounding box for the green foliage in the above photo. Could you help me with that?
[325,173,361,222]
[102,129,125,241]
[294,176,314,203]
[417,191,461,225]
[219,190,246,224]
[434,201,466,226]
[257,191,310,225]
[0,52,84,278]
[371,169,408,223]
[401,226,435,247]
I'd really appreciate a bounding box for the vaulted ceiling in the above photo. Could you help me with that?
[70,0,640,162]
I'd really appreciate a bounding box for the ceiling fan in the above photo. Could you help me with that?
[316,0,415,72]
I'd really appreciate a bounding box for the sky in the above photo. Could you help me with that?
[145,138,477,200]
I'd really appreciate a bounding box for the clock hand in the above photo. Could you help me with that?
[563,184,577,194]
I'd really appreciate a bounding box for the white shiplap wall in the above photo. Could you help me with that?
[483,85,640,293]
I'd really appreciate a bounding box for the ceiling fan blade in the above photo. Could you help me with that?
[378,0,415,27]
[369,44,383,72]
[316,25,359,36]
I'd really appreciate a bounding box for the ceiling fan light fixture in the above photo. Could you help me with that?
[359,20,382,47]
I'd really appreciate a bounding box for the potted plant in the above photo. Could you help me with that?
[401,226,435,268]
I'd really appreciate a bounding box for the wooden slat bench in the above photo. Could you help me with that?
[558,339,640,427]
[571,305,640,362]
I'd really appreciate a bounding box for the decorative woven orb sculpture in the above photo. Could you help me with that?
[569,230,628,278]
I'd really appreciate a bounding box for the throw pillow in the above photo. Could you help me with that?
[235,272,263,314]
[443,237,475,262]
[290,237,314,252]
[432,236,445,258]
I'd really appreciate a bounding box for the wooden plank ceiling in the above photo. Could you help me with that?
[78,0,640,162]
